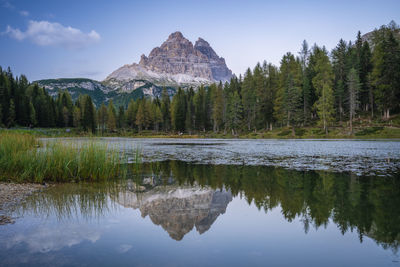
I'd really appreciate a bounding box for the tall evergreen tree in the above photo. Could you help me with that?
[312,47,335,134]
[97,103,107,133]
[28,101,36,126]
[72,106,80,128]
[160,88,171,131]
[194,85,206,131]
[264,63,278,130]
[359,41,373,113]
[153,103,163,132]
[299,40,311,125]
[171,88,186,132]
[274,53,303,131]
[371,25,400,119]
[226,91,243,135]
[7,99,16,127]
[136,100,146,132]
[126,99,137,129]
[242,68,256,131]
[107,100,117,132]
[332,39,348,123]
[82,96,96,133]
[347,68,360,134]
[0,104,3,127]
[117,106,125,129]
[212,83,224,132]
[185,88,194,134]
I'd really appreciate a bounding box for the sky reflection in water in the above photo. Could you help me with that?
[0,161,399,266]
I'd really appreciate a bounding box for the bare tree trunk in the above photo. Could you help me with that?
[350,109,353,135]
[339,97,342,124]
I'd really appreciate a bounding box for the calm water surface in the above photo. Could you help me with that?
[1,139,400,266]
[42,138,400,176]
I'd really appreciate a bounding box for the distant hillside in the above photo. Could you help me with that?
[35,78,176,107]
[361,21,400,47]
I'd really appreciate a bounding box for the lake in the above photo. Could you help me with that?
[1,139,400,266]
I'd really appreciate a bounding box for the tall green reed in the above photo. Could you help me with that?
[0,132,140,182]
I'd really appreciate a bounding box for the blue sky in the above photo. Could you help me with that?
[0,0,399,81]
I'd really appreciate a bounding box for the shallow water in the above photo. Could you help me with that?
[1,161,400,266]
[42,137,400,176]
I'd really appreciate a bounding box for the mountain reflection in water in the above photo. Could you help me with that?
[1,161,399,266]
[114,186,232,240]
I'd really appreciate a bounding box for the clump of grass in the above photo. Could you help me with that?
[355,126,384,136]
[294,128,306,136]
[277,129,291,136]
[0,132,132,183]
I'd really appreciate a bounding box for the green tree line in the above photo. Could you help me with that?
[1,22,399,134]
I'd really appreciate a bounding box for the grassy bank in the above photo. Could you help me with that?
[4,126,400,139]
[0,132,130,183]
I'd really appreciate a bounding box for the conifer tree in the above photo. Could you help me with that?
[153,104,163,132]
[117,106,125,129]
[242,68,256,131]
[161,88,171,131]
[7,99,16,127]
[171,88,186,132]
[264,63,278,130]
[97,103,107,133]
[253,63,268,129]
[212,83,224,132]
[226,91,243,135]
[312,48,335,134]
[73,106,80,128]
[371,25,400,119]
[347,68,360,134]
[107,100,117,132]
[28,101,36,126]
[0,104,3,127]
[299,40,311,125]
[126,99,137,128]
[82,96,96,133]
[185,88,194,134]
[332,39,348,123]
[274,53,302,131]
[194,85,206,131]
[359,41,373,113]
[136,100,145,132]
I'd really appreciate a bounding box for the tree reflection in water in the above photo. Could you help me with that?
[18,161,400,252]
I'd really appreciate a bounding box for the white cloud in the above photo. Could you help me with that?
[5,20,100,49]
[19,10,29,16]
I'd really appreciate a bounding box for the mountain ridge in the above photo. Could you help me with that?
[36,31,232,106]
[105,31,232,87]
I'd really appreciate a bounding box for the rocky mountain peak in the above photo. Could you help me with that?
[194,37,218,60]
[195,37,210,47]
[167,31,185,40]
[105,31,233,87]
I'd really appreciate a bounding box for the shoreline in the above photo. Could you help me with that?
[2,125,400,139]
[0,183,47,225]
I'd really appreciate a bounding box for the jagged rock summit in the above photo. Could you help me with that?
[105,31,233,87]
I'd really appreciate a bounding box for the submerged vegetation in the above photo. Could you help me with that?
[0,132,130,182]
